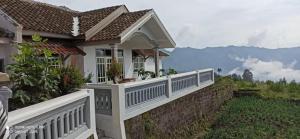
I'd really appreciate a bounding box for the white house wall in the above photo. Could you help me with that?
[145,57,163,73]
[82,44,135,83]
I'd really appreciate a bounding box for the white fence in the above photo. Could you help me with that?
[88,68,214,139]
[7,89,98,139]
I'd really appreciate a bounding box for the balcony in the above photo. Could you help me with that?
[7,69,214,139]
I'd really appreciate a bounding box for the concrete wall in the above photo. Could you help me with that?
[0,44,17,72]
[124,83,234,139]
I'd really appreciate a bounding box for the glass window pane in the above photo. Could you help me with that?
[96,49,105,57]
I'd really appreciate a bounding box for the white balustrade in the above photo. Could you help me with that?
[7,89,98,139]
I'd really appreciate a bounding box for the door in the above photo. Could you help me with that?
[96,49,124,83]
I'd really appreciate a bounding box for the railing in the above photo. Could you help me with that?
[171,73,198,93]
[88,69,214,139]
[125,80,168,108]
[200,71,213,83]
[7,89,97,139]
[122,69,214,116]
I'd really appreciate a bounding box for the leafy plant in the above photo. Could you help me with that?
[7,34,60,110]
[84,73,93,83]
[57,66,85,95]
[106,59,122,84]
[135,68,155,80]
[159,68,178,76]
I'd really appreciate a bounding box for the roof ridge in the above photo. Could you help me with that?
[80,5,124,14]
[124,9,152,14]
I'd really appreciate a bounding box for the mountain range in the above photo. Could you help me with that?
[162,46,300,74]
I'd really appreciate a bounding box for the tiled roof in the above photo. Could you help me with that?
[0,0,76,35]
[23,37,86,55]
[89,10,151,42]
[0,0,155,46]
[78,5,122,33]
[0,0,121,35]
[38,42,86,56]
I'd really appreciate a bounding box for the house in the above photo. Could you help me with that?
[0,0,175,83]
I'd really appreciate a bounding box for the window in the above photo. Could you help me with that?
[96,49,124,83]
[49,57,62,68]
[0,59,4,72]
[133,56,145,72]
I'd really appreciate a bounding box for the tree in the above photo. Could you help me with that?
[242,69,253,82]
[7,34,60,109]
[231,73,242,81]
[217,68,222,75]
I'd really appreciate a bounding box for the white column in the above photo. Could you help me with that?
[111,84,126,139]
[110,44,119,62]
[154,47,160,77]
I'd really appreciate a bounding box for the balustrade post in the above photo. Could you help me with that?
[167,76,172,98]
[86,89,98,139]
[197,71,201,86]
[0,72,12,139]
[212,69,215,82]
[111,84,126,139]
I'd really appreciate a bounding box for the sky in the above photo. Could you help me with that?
[37,0,300,49]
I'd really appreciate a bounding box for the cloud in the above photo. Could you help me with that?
[230,57,300,82]
[36,0,300,49]
[247,31,267,47]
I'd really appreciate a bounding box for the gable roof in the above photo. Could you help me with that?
[0,0,122,36]
[0,0,76,35]
[0,0,175,49]
[78,5,122,33]
[89,9,151,42]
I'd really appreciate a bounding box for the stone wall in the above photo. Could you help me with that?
[125,83,234,139]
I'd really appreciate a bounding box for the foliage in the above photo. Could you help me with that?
[57,66,85,95]
[217,68,222,75]
[242,69,253,82]
[106,59,122,84]
[160,68,178,76]
[166,68,177,75]
[7,34,60,109]
[84,73,93,83]
[135,68,155,80]
[204,97,300,139]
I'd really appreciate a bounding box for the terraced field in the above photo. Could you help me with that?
[204,97,300,139]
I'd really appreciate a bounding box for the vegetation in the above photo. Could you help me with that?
[135,68,155,80]
[7,34,85,110]
[204,96,300,139]
[227,76,300,100]
[57,66,85,96]
[7,34,60,109]
[106,59,123,84]
[160,68,178,76]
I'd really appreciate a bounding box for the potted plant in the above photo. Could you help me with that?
[106,59,122,84]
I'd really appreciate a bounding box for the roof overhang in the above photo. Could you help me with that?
[119,10,176,49]
[0,9,23,43]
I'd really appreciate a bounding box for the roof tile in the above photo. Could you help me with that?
[89,10,151,42]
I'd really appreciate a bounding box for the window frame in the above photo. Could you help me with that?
[133,56,145,73]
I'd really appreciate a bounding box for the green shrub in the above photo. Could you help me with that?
[7,34,60,110]
[58,66,85,95]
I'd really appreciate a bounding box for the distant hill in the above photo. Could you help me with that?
[162,46,300,74]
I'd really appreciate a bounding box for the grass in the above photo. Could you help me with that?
[204,96,300,139]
